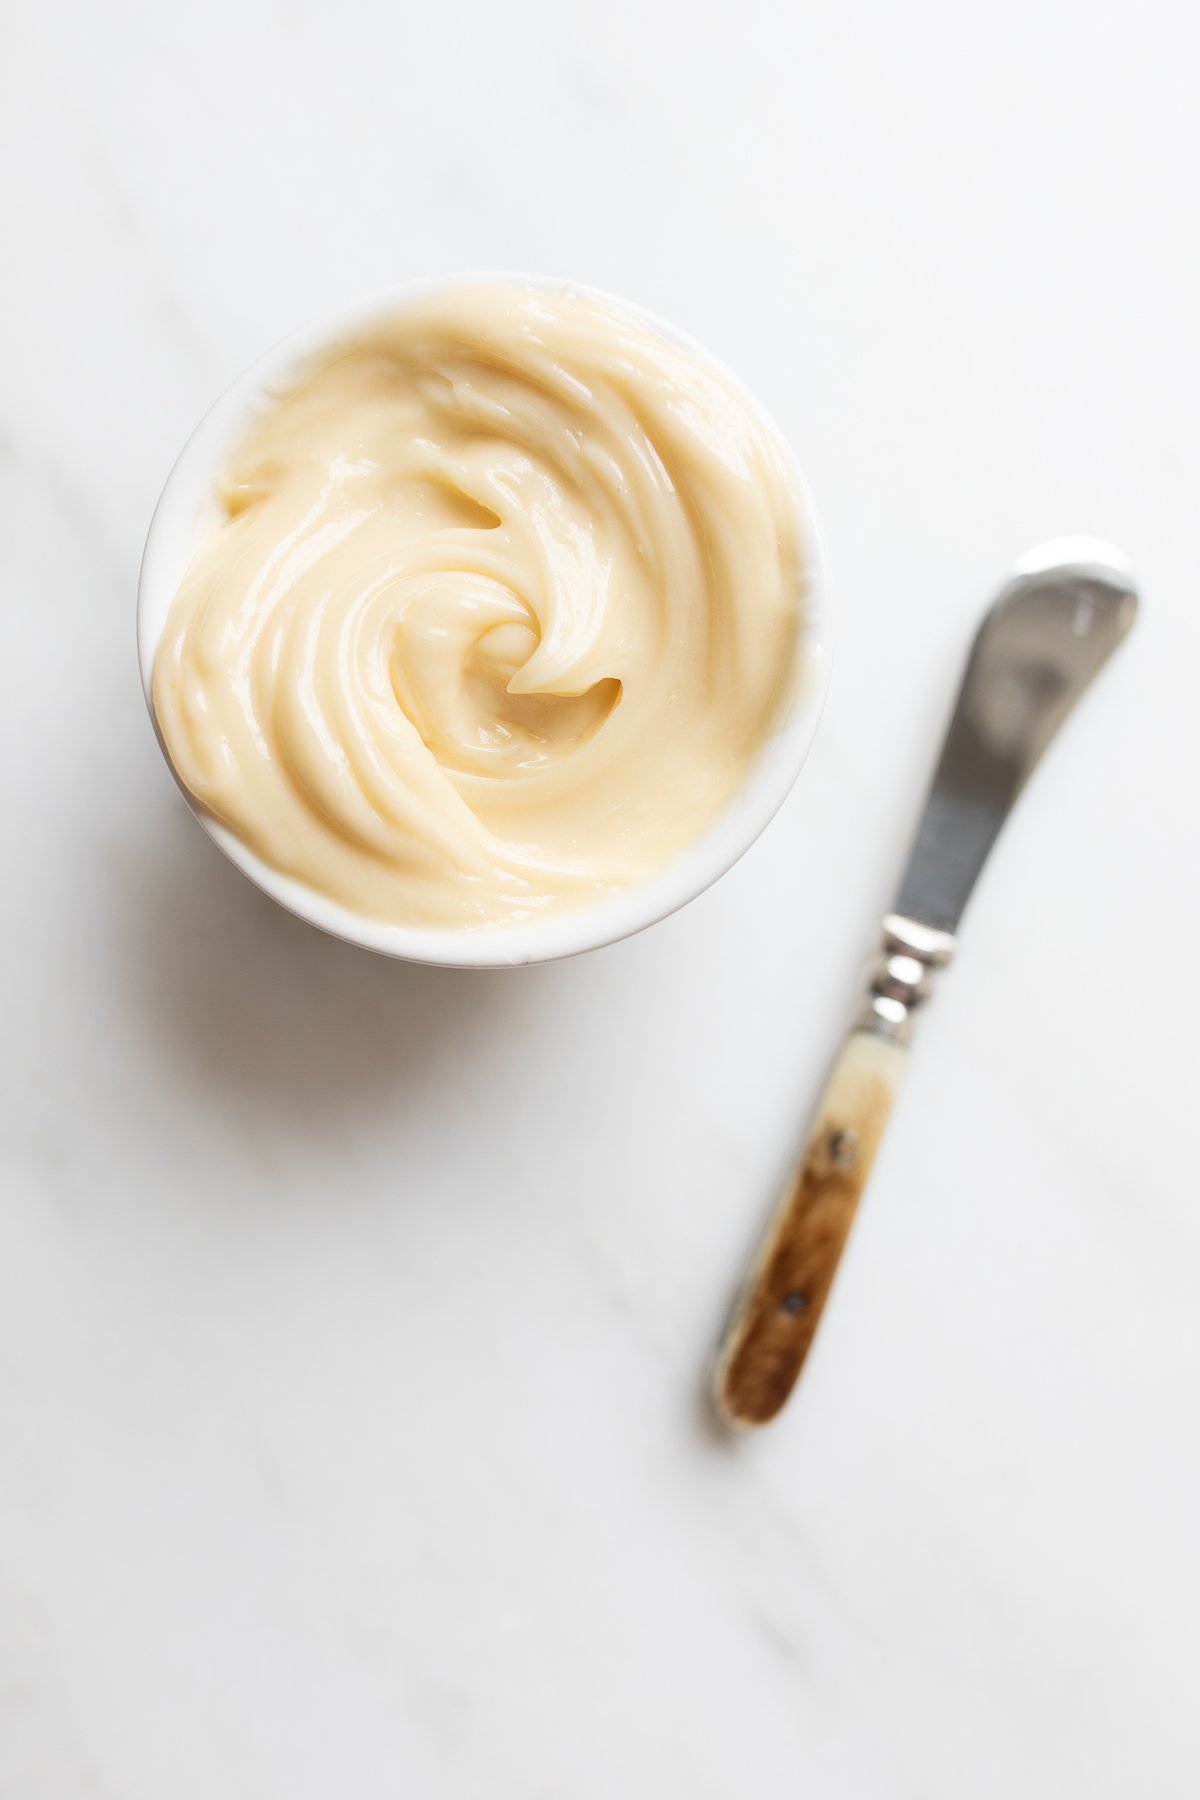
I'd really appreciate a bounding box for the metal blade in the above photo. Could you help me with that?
[893,539,1138,936]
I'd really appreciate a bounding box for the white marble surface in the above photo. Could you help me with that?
[3,2,1199,1794]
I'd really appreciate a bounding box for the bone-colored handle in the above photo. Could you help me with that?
[712,1029,906,1428]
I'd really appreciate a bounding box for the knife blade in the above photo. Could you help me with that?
[894,538,1139,937]
[711,539,1139,1428]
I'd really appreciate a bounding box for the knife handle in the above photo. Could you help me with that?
[712,914,955,1428]
[711,1030,906,1426]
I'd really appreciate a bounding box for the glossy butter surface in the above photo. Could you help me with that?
[153,286,806,927]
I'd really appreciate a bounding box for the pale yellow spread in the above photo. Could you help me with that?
[153,285,806,928]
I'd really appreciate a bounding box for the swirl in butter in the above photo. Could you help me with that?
[153,286,806,928]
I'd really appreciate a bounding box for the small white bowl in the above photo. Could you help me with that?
[138,273,833,968]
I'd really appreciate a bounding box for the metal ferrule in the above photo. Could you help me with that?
[856,913,957,1043]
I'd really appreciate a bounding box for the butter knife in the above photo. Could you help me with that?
[712,539,1139,1428]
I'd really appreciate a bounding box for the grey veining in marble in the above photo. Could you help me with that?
[2,1,1199,1795]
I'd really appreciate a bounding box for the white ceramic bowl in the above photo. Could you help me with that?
[138,274,832,967]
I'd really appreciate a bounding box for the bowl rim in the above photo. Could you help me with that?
[137,270,833,968]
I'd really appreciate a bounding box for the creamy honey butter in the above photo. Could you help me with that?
[152,285,807,928]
